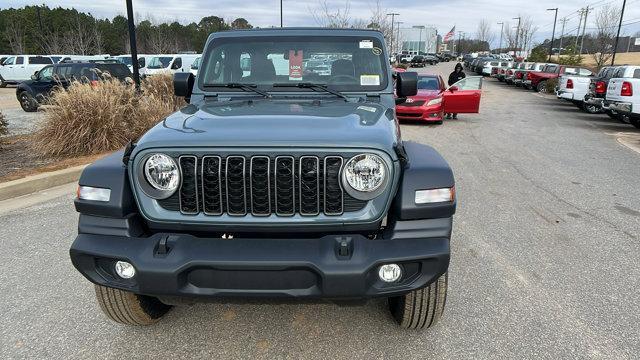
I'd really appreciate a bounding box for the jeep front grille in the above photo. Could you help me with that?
[161,155,365,217]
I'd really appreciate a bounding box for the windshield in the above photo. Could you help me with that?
[417,76,440,90]
[117,56,133,66]
[147,56,173,69]
[199,36,388,92]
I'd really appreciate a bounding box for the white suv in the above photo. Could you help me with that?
[0,55,53,87]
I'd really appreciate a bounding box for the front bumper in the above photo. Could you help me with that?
[70,217,451,300]
[396,103,444,122]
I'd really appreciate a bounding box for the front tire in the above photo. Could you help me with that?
[19,92,38,112]
[94,285,172,326]
[388,272,448,329]
[536,81,547,93]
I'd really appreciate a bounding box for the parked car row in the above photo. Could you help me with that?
[0,53,202,87]
[487,60,640,129]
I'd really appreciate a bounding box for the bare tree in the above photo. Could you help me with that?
[311,0,352,28]
[518,16,539,55]
[5,16,26,54]
[591,5,621,69]
[476,19,495,48]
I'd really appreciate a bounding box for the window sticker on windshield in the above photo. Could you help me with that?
[289,50,303,81]
[372,47,382,56]
[357,106,377,113]
[359,40,373,49]
[360,75,380,86]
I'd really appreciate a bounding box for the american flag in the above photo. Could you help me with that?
[443,26,456,42]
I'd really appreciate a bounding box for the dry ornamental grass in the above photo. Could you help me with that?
[33,74,185,157]
[0,111,7,136]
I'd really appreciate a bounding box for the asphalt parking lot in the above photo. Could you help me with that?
[1,62,639,359]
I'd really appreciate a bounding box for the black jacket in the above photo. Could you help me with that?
[448,63,466,86]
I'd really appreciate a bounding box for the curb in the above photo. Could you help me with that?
[0,164,86,201]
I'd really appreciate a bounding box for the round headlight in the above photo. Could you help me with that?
[144,153,180,194]
[342,153,388,200]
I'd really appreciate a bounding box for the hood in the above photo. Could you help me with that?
[414,89,441,99]
[134,98,399,157]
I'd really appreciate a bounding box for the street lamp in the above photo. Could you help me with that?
[413,25,426,54]
[547,8,558,61]
[386,13,399,55]
[280,0,283,27]
[125,0,140,90]
[497,22,504,54]
[396,21,404,55]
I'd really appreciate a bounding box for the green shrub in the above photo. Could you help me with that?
[33,74,185,157]
[546,78,559,93]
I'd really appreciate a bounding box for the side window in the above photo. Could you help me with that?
[4,57,15,65]
[138,57,145,68]
[172,58,182,70]
[16,56,24,65]
[29,56,52,64]
[614,67,626,78]
[579,69,593,76]
[633,69,640,79]
[451,76,482,91]
[55,65,73,80]
[38,66,54,80]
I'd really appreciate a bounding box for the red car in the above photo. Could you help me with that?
[396,73,482,124]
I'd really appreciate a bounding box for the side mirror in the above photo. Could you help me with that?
[31,74,38,80]
[448,85,459,92]
[396,71,418,100]
[173,72,194,103]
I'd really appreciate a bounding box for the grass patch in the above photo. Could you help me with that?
[33,74,185,157]
[0,111,7,136]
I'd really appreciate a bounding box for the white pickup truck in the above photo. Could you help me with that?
[605,66,640,129]
[606,65,640,129]
[143,54,200,76]
[0,55,53,87]
[557,73,597,113]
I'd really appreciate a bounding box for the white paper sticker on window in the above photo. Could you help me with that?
[359,40,374,49]
[360,75,380,86]
[357,105,377,113]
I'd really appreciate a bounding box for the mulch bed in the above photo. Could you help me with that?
[0,135,105,182]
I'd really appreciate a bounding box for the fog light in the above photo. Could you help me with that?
[378,264,402,283]
[114,261,135,279]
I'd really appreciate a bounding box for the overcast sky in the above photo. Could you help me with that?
[6,0,640,46]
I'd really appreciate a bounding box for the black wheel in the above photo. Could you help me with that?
[536,81,548,93]
[19,92,38,112]
[630,117,640,129]
[606,110,621,120]
[94,284,172,326]
[0,77,6,88]
[581,102,602,114]
[434,120,443,125]
[388,272,448,329]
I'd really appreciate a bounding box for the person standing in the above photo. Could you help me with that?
[447,63,466,119]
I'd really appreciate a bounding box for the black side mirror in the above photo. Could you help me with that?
[174,72,194,103]
[395,71,418,104]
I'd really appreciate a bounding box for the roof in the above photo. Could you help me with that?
[208,27,385,40]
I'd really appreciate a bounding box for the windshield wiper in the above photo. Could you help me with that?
[273,82,350,101]
[203,82,271,98]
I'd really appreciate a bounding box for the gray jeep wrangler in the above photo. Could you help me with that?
[70,28,455,329]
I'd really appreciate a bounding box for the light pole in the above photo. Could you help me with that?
[513,17,521,57]
[547,8,558,61]
[125,0,140,90]
[396,22,404,55]
[497,22,504,53]
[413,25,426,54]
[558,17,567,56]
[458,31,465,55]
[280,0,283,27]
[386,13,400,55]
[579,6,590,55]
[611,0,627,65]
